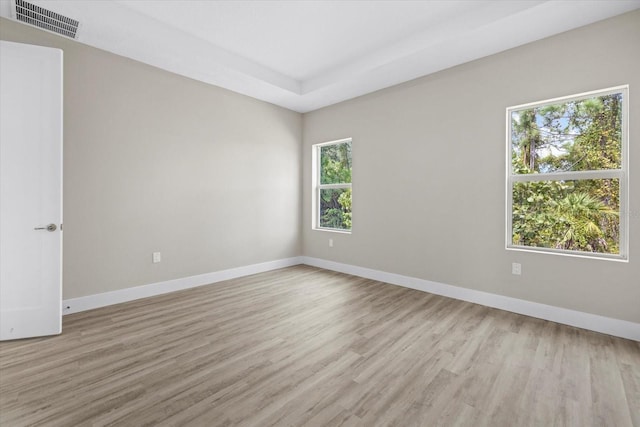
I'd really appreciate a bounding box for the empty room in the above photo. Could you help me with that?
[1,1,639,425]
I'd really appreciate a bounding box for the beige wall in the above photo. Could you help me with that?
[1,18,302,299]
[2,11,638,323]
[302,10,640,323]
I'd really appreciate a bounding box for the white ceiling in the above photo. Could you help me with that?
[1,0,639,112]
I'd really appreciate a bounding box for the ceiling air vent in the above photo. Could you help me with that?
[14,0,79,39]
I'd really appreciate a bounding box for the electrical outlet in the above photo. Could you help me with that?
[512,262,521,275]
[153,252,161,263]
[329,238,333,248]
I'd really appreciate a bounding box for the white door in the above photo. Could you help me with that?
[0,41,63,340]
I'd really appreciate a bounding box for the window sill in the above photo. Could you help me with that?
[506,245,628,262]
[313,227,352,235]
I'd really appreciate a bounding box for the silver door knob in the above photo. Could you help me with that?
[34,224,57,232]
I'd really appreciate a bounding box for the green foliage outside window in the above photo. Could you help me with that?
[319,142,352,230]
[510,92,623,254]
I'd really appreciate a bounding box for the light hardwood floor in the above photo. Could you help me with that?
[1,265,638,426]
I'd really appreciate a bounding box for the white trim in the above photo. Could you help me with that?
[620,84,630,260]
[62,255,639,341]
[313,137,353,148]
[508,85,629,111]
[312,137,353,232]
[313,228,352,235]
[506,244,628,262]
[505,85,629,261]
[510,169,623,182]
[300,256,640,341]
[62,257,302,315]
[319,183,352,190]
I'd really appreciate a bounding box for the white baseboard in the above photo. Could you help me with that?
[300,256,640,341]
[62,257,303,315]
[63,255,639,341]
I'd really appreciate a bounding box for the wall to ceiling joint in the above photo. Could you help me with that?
[1,9,639,325]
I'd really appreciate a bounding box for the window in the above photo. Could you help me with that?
[506,86,628,260]
[313,138,352,232]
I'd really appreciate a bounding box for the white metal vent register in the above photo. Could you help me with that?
[13,0,79,39]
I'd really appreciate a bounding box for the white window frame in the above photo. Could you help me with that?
[506,85,629,261]
[312,138,352,233]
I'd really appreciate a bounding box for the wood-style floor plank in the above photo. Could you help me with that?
[1,265,638,426]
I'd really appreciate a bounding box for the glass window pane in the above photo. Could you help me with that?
[511,92,623,174]
[512,179,620,254]
[319,188,351,230]
[320,142,352,184]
